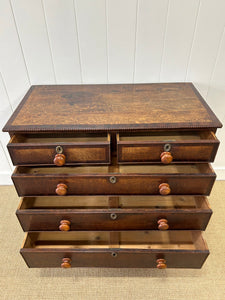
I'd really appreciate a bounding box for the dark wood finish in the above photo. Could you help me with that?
[20,231,209,268]
[2,83,221,269]
[12,164,216,196]
[2,83,222,133]
[117,131,220,163]
[16,196,212,231]
[7,133,111,166]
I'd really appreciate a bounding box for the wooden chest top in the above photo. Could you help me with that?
[3,83,222,132]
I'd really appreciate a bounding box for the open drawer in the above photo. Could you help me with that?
[117,131,219,164]
[20,231,209,268]
[12,163,216,196]
[17,196,212,231]
[8,133,111,166]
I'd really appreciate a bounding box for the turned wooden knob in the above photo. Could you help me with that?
[54,153,66,166]
[159,183,171,195]
[56,183,68,195]
[59,220,71,231]
[61,258,71,268]
[156,258,167,269]
[160,152,173,164]
[157,218,169,230]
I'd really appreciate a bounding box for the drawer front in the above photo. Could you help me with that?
[21,250,208,268]
[17,209,212,231]
[13,170,216,196]
[117,131,219,163]
[20,231,209,268]
[8,134,111,165]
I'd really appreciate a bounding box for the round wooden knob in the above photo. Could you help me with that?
[54,153,66,166]
[56,183,68,195]
[61,258,71,268]
[157,218,169,230]
[160,152,173,164]
[159,183,171,195]
[59,220,71,231]
[156,258,167,269]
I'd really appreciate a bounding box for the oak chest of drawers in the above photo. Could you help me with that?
[3,83,222,269]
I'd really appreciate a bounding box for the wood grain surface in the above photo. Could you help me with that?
[20,231,209,268]
[3,83,222,132]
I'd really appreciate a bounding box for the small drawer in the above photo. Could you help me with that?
[17,196,212,231]
[8,133,111,166]
[117,131,219,164]
[12,163,216,196]
[20,231,209,268]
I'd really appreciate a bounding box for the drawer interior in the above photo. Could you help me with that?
[15,163,214,175]
[23,231,207,250]
[10,133,110,144]
[117,131,216,142]
[19,196,210,209]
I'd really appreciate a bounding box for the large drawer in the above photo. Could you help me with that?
[12,164,216,196]
[17,196,212,231]
[20,231,209,268]
[117,131,219,164]
[8,133,111,166]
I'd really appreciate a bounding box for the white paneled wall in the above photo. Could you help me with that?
[0,0,225,184]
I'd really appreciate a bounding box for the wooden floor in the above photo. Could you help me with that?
[0,182,224,300]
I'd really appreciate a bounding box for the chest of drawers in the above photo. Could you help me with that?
[3,83,222,269]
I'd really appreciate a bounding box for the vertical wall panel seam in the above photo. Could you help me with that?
[159,0,170,82]
[133,0,139,83]
[71,0,83,83]
[73,0,83,83]
[9,0,31,86]
[0,72,13,112]
[205,26,225,100]
[105,0,109,83]
[41,0,57,83]
[0,141,12,172]
[0,72,13,171]
[185,0,201,81]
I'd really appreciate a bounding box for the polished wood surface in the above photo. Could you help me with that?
[3,83,222,132]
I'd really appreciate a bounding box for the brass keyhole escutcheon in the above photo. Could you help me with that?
[111,252,117,258]
[110,213,117,220]
[109,176,117,184]
[164,143,171,152]
[56,145,63,154]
